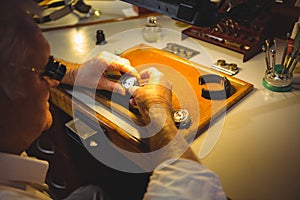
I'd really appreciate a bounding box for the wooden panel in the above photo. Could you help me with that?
[66,44,253,144]
[120,44,254,140]
[51,44,253,152]
[50,87,150,152]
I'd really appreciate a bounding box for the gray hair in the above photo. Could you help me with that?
[0,0,42,99]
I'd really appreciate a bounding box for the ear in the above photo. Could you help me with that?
[0,82,26,102]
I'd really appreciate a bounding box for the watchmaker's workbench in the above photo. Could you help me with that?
[29,10,300,200]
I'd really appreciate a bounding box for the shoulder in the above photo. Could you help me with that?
[0,186,39,200]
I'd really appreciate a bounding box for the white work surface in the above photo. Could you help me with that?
[43,11,300,200]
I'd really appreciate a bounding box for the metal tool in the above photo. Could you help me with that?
[262,45,271,71]
[281,33,290,65]
[271,49,276,75]
[262,38,297,92]
[288,52,300,74]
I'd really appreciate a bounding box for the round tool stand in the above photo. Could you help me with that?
[262,64,293,92]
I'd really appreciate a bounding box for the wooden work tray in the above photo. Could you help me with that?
[51,44,253,151]
[122,44,253,138]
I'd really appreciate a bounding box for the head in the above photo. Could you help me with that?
[0,0,59,154]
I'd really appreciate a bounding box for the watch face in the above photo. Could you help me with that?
[172,109,191,129]
[121,75,139,89]
[173,109,189,123]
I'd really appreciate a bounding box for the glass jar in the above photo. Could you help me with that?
[142,16,162,43]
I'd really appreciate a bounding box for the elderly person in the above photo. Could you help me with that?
[0,0,226,199]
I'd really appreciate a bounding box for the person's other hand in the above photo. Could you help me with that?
[128,67,173,124]
[75,51,140,95]
[129,68,201,164]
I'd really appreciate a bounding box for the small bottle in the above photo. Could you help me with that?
[142,16,162,43]
[96,30,107,45]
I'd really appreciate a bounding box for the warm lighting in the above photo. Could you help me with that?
[94,10,101,17]
[71,29,87,55]
[74,31,84,45]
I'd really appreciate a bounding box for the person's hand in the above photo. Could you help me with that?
[128,68,200,163]
[69,51,140,95]
[128,67,173,125]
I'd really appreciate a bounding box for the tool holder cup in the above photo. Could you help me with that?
[262,64,293,92]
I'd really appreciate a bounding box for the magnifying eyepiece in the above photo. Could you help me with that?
[43,56,66,81]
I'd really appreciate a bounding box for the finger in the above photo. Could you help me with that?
[96,51,140,79]
[129,98,137,107]
[139,67,171,88]
[139,67,162,79]
[128,85,140,96]
[98,78,126,96]
[140,67,166,84]
[109,57,141,79]
[96,51,119,66]
[126,68,140,79]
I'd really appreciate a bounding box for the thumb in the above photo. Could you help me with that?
[99,79,126,96]
[128,85,140,96]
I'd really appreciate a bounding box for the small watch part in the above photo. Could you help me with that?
[172,109,191,129]
[120,75,139,89]
[162,43,200,59]
[211,59,239,75]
